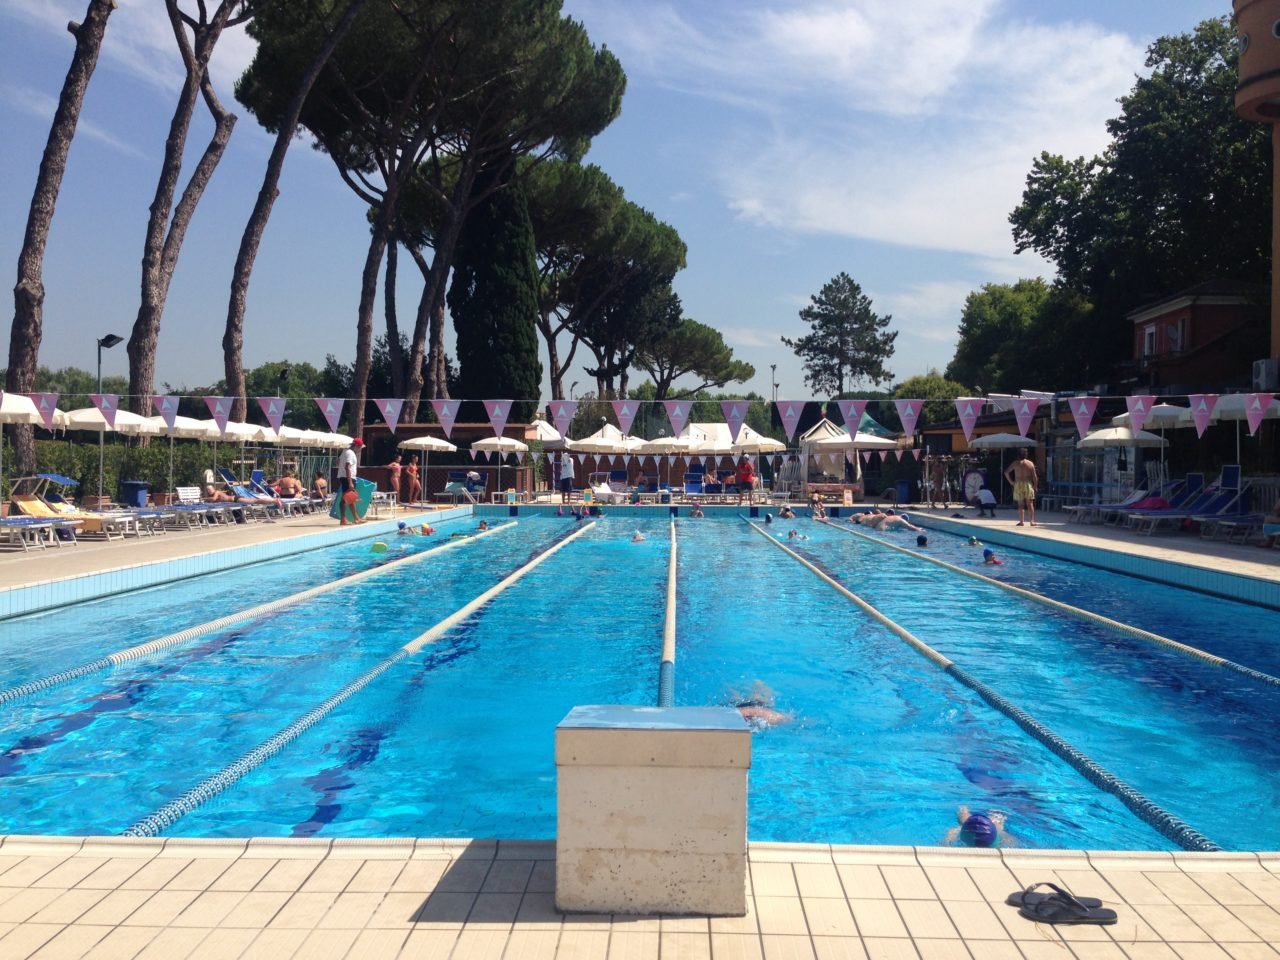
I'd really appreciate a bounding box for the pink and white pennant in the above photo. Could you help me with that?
[431,399,459,438]
[29,393,60,429]
[374,398,404,433]
[1068,396,1099,440]
[1125,395,1156,435]
[954,397,982,442]
[315,398,344,433]
[1245,393,1275,435]
[153,395,180,431]
[483,399,511,438]
[836,399,867,431]
[257,396,286,433]
[1188,394,1219,438]
[547,400,577,437]
[721,400,749,442]
[612,399,639,436]
[1013,397,1041,437]
[205,396,233,434]
[90,393,119,429]
[663,399,691,437]
[894,399,922,437]
[775,400,805,442]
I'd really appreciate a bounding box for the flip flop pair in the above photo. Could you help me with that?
[1007,882,1116,925]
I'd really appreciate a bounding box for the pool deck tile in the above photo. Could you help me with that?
[1,509,1279,957]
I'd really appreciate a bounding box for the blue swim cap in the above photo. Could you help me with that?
[397,521,407,529]
[961,814,998,847]
[983,547,994,558]
[901,514,910,522]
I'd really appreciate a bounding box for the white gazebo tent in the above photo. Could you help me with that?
[797,418,900,492]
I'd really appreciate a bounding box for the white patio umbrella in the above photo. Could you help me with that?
[637,432,712,487]
[527,415,568,449]
[63,407,163,499]
[398,435,457,501]
[144,414,220,495]
[472,435,529,492]
[1111,403,1187,478]
[1077,426,1167,448]
[730,423,787,455]
[1,393,67,494]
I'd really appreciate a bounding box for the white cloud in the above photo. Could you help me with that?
[723,326,780,349]
[572,0,1146,262]
[2,83,148,158]
[4,0,255,98]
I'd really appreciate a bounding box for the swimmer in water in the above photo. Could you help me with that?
[983,547,1003,565]
[967,536,981,547]
[477,520,489,531]
[731,681,790,728]
[690,503,705,518]
[787,529,808,540]
[631,529,645,542]
[916,534,928,547]
[944,806,1014,847]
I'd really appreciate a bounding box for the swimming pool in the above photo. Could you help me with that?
[1,512,1277,850]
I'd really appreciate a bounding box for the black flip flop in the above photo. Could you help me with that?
[1017,886,1116,925]
[1006,882,1103,910]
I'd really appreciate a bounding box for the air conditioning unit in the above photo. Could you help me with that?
[1253,358,1280,391]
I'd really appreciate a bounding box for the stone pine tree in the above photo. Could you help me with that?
[447,173,543,424]
[782,272,897,395]
[7,0,115,475]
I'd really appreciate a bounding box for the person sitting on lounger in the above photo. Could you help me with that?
[311,472,329,499]
[274,471,304,498]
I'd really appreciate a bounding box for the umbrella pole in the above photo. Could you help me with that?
[98,430,105,501]
[169,434,174,496]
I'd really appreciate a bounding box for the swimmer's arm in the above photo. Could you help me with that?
[943,827,960,846]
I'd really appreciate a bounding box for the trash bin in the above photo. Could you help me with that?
[895,479,912,505]
[120,480,149,508]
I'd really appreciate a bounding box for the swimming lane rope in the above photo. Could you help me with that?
[740,516,1221,852]
[0,522,518,710]
[819,519,1280,691]
[658,519,677,707]
[123,521,597,838]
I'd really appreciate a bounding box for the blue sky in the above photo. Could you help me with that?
[0,0,1229,404]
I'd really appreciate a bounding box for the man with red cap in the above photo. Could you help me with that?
[337,437,365,525]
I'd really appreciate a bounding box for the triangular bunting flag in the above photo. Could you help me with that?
[483,399,511,438]
[663,400,691,437]
[955,397,982,442]
[1245,393,1275,435]
[1125,395,1156,435]
[430,399,459,438]
[1188,394,1218,438]
[153,395,180,431]
[316,397,344,433]
[90,393,119,429]
[775,400,805,442]
[374,398,404,434]
[894,399,921,437]
[1068,396,1099,440]
[205,396,233,434]
[836,399,868,430]
[30,393,60,430]
[612,399,638,435]
[257,396,286,433]
[548,400,577,437]
[1013,397,1040,437]
[721,400,748,442]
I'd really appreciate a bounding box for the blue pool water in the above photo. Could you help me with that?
[1,512,1277,849]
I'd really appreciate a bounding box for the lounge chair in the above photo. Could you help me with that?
[249,471,311,516]
[1117,473,1204,527]
[1128,467,1246,536]
[10,492,136,539]
[0,516,79,551]
[1064,487,1148,525]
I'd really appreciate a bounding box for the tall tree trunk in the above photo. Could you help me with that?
[7,0,115,476]
[537,313,563,401]
[402,167,475,421]
[384,233,404,397]
[223,0,367,420]
[350,203,397,439]
[127,0,238,417]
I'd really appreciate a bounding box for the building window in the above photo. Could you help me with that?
[1167,318,1184,353]
[1142,325,1157,357]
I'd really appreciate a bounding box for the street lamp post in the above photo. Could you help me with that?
[770,364,777,403]
[96,333,123,501]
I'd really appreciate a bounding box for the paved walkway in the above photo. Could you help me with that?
[1,505,1278,958]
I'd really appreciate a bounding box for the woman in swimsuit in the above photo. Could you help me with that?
[405,456,422,503]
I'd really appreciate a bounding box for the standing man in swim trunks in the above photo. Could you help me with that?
[559,453,575,504]
[1004,447,1038,527]
[337,437,364,525]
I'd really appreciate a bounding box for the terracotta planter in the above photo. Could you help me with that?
[151,492,176,506]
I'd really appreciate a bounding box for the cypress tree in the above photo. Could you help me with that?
[448,173,543,424]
